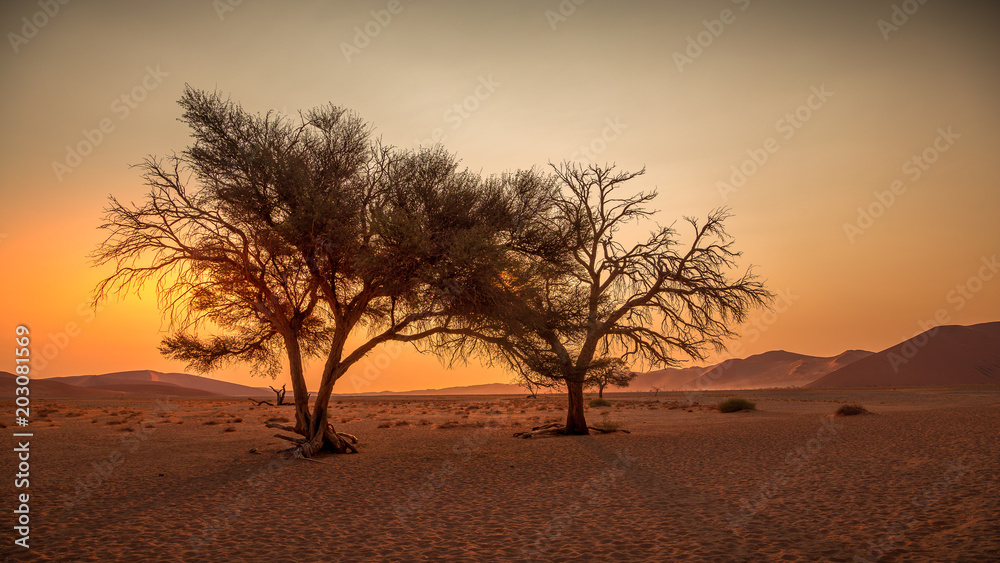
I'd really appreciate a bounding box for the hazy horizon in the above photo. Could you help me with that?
[2,0,998,392]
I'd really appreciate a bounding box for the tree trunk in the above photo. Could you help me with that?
[283,335,312,435]
[598,383,605,399]
[564,379,590,435]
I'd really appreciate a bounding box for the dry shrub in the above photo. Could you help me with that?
[835,403,869,416]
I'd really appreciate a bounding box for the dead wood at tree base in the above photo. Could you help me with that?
[513,423,631,439]
[249,399,274,407]
[265,422,359,456]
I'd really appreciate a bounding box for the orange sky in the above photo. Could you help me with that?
[1,0,998,393]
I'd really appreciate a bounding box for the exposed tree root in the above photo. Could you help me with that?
[249,399,274,406]
[266,422,359,456]
[513,423,630,439]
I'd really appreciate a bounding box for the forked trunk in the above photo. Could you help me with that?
[564,378,589,435]
[283,335,312,435]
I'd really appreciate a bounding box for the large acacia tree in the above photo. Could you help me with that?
[94,87,521,456]
[441,163,772,435]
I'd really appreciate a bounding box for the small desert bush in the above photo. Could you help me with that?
[376,420,392,428]
[223,426,236,433]
[593,419,621,432]
[588,398,611,408]
[718,398,756,413]
[835,403,869,416]
[266,416,290,423]
[203,420,221,426]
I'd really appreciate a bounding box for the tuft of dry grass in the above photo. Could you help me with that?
[835,403,869,416]
[223,426,236,433]
[718,398,756,413]
[203,420,221,426]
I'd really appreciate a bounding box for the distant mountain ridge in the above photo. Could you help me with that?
[4,322,996,397]
[45,370,271,396]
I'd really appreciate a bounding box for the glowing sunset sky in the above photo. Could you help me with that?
[1,0,997,392]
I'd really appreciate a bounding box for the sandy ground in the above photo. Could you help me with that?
[1,386,998,562]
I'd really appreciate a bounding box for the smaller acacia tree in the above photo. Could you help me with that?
[585,360,638,398]
[443,163,772,435]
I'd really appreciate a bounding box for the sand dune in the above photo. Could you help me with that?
[809,322,1000,388]
[41,370,269,397]
[688,349,874,390]
[0,372,119,398]
[630,350,873,392]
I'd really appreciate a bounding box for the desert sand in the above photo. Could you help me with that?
[2,386,998,562]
